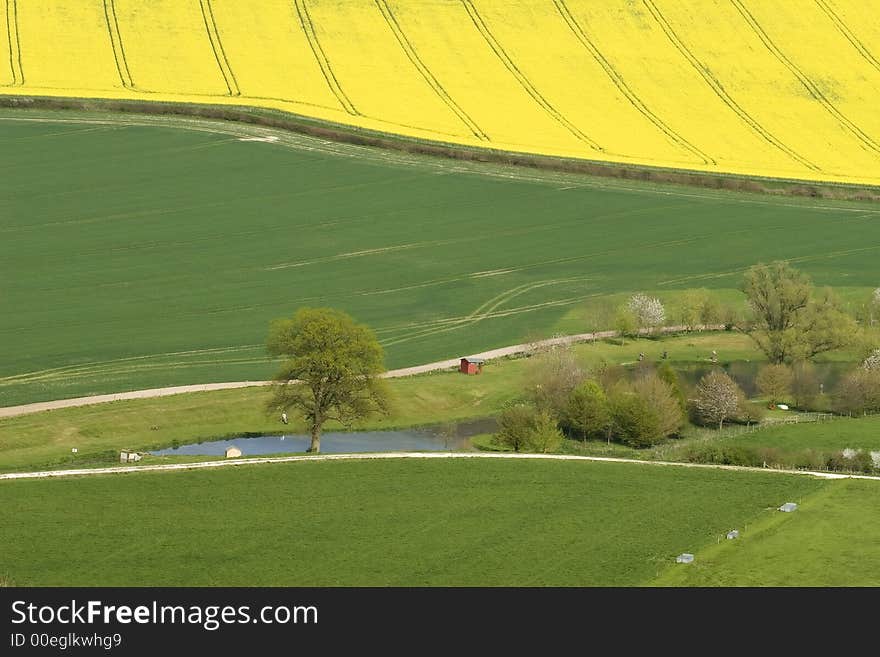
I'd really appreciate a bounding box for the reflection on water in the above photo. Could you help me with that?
[673,361,851,397]
[151,418,497,456]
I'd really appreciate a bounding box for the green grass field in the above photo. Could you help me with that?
[0,458,827,586]
[727,415,880,453]
[2,110,879,406]
[655,478,880,586]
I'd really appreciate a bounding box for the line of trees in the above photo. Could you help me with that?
[492,348,772,451]
[494,261,880,452]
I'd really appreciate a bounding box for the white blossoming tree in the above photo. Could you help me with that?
[627,293,666,332]
[863,349,880,372]
[693,370,743,430]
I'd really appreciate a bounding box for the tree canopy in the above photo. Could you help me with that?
[266,307,390,453]
[741,261,856,363]
[693,370,742,429]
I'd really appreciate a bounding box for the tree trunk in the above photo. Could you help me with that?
[308,424,321,453]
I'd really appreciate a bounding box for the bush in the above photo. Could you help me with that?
[494,404,535,453]
[526,411,565,454]
[614,306,638,340]
[833,368,880,414]
[656,361,688,413]
[608,375,682,448]
[679,289,727,329]
[787,449,826,471]
[525,344,583,417]
[842,449,875,474]
[734,398,767,425]
[684,443,877,473]
[609,391,661,448]
[756,363,793,406]
[683,443,764,467]
[630,373,684,438]
[493,404,563,453]
[562,380,611,442]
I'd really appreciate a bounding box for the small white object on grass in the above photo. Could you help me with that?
[779,502,798,512]
[726,530,739,540]
[676,553,694,564]
[777,404,789,410]
[71,448,78,454]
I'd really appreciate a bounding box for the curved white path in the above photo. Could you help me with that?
[2,450,878,482]
[0,325,722,419]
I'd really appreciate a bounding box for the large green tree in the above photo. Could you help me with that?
[741,261,856,363]
[563,380,611,442]
[266,308,390,453]
[755,363,793,406]
[494,403,563,453]
[607,375,682,448]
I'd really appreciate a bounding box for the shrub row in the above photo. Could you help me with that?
[683,443,877,474]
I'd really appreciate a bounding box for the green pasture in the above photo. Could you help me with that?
[0,458,826,586]
[723,415,880,453]
[655,478,880,586]
[2,109,879,405]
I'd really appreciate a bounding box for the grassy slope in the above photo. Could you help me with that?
[0,333,760,472]
[2,112,879,405]
[653,478,880,586]
[723,415,880,452]
[0,458,825,586]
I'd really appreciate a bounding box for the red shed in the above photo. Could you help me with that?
[459,357,484,375]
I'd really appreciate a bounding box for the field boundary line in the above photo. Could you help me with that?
[293,0,358,116]
[198,0,240,96]
[3,99,879,196]
[814,0,880,75]
[554,0,713,166]
[0,325,723,419]
[458,0,603,153]
[642,0,820,173]
[4,0,22,86]
[102,0,134,90]
[731,0,880,156]
[3,449,878,482]
[374,0,488,141]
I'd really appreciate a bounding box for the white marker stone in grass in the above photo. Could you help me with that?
[779,502,798,512]
[676,553,694,564]
[726,530,739,540]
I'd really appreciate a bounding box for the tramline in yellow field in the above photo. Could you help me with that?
[2,0,879,185]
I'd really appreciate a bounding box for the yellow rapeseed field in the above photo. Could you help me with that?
[2,0,879,185]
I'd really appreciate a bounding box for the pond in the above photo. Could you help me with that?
[673,361,852,397]
[151,418,497,457]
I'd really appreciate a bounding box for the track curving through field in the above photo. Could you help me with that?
[2,450,878,482]
[0,325,719,419]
